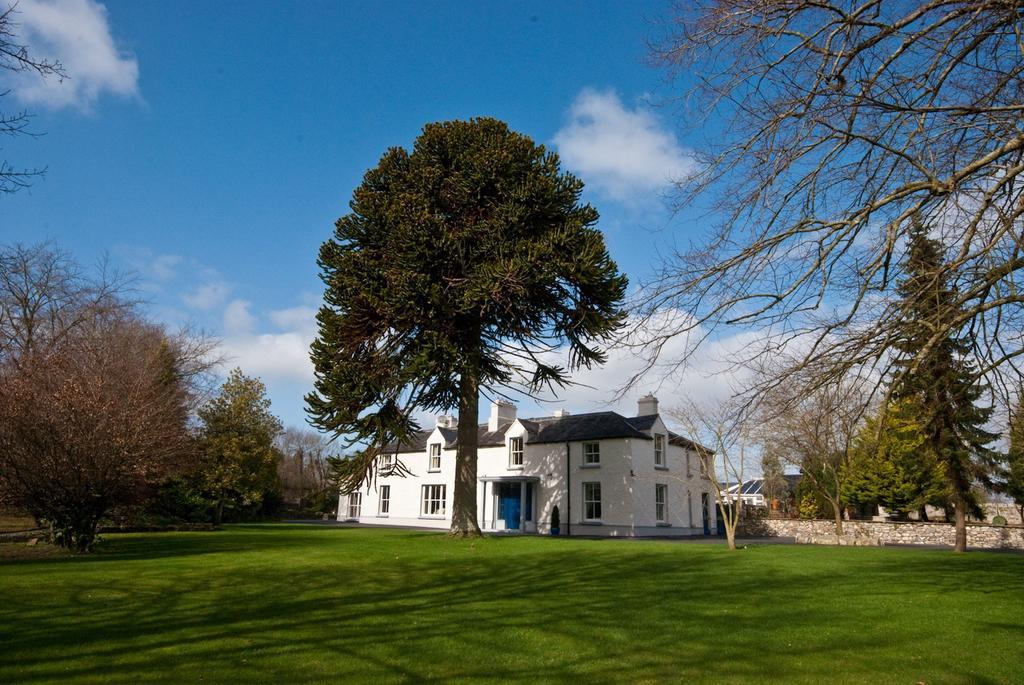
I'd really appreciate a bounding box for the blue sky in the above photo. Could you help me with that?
[2,0,743,429]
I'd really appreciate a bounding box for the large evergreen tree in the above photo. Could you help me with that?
[307,118,627,536]
[890,214,999,551]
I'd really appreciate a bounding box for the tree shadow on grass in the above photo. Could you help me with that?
[0,526,1021,684]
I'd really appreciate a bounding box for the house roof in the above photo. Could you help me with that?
[379,409,698,455]
[520,411,652,445]
[725,475,802,496]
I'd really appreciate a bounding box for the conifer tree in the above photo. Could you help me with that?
[842,399,949,519]
[307,118,627,536]
[890,214,999,551]
[1005,393,1024,525]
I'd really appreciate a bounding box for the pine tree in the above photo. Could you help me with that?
[890,214,999,551]
[1005,393,1024,524]
[307,118,627,536]
[842,399,949,519]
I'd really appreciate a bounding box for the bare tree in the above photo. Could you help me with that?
[0,315,211,551]
[0,242,216,550]
[1,3,66,193]
[756,376,870,535]
[641,1,1024,407]
[1,242,130,363]
[275,427,334,509]
[668,397,752,550]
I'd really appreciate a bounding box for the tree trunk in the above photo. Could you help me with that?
[953,497,967,553]
[918,505,930,522]
[450,369,482,537]
[1017,504,1023,526]
[214,498,224,526]
[725,524,737,550]
[831,499,844,536]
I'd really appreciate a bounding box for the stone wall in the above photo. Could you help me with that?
[740,517,1024,550]
[983,502,1023,525]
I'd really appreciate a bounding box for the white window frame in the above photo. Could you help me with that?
[509,436,524,469]
[428,443,441,472]
[421,484,446,517]
[378,485,390,516]
[655,484,667,523]
[700,452,711,479]
[583,441,600,466]
[654,434,666,468]
[381,453,395,470]
[347,492,362,519]
[686,452,692,478]
[583,481,601,522]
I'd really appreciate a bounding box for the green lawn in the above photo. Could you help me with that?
[1,526,1022,684]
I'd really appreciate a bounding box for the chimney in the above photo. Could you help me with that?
[553,408,570,418]
[435,415,455,429]
[488,400,517,432]
[637,394,659,416]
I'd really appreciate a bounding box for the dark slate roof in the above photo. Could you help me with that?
[520,411,652,445]
[626,414,658,431]
[380,410,710,454]
[382,422,512,454]
[383,412,653,454]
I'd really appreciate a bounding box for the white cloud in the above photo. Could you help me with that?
[517,312,757,423]
[223,299,255,336]
[149,254,182,282]
[219,331,314,384]
[183,274,231,311]
[553,88,697,202]
[268,306,317,334]
[217,303,317,384]
[10,0,139,110]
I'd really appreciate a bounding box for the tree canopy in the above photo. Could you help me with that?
[842,399,949,519]
[641,0,1024,406]
[307,117,627,534]
[198,368,283,524]
[889,216,999,550]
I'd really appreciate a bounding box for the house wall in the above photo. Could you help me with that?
[338,415,718,537]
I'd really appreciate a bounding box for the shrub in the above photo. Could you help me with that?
[992,515,1007,527]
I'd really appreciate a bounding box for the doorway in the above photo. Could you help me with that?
[494,481,533,531]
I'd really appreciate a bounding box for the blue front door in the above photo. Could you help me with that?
[499,483,522,530]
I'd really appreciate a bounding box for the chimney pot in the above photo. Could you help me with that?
[637,394,659,416]
[488,400,517,432]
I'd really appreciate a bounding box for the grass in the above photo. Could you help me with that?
[1,526,1022,684]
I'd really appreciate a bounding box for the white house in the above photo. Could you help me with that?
[338,394,718,537]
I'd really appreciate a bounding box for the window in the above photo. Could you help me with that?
[421,484,446,517]
[654,434,666,468]
[583,441,600,466]
[583,482,601,521]
[381,453,395,470]
[347,492,362,519]
[378,485,390,516]
[509,436,524,468]
[429,443,441,471]
[699,452,711,479]
[655,484,667,523]
[686,452,692,478]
